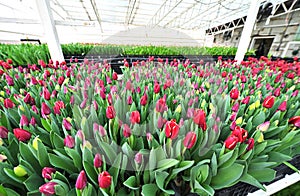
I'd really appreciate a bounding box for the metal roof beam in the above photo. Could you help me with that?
[90,0,103,33]
[125,0,140,25]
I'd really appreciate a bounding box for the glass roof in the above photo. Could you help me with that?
[0,0,289,44]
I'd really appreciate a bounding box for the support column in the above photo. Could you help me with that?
[235,0,261,63]
[35,0,64,62]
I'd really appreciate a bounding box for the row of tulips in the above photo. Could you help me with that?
[0,55,300,195]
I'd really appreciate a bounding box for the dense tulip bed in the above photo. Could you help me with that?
[0,56,300,195]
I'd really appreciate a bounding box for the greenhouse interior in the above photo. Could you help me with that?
[0,0,300,195]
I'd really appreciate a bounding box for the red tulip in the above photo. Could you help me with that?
[20,115,29,127]
[287,72,294,79]
[76,170,87,190]
[13,128,31,142]
[183,131,197,149]
[246,138,255,150]
[112,72,118,80]
[0,126,8,139]
[274,88,281,97]
[262,96,275,108]
[193,109,207,131]
[230,88,239,100]
[157,116,167,129]
[42,167,56,180]
[6,59,13,64]
[64,135,75,148]
[165,119,180,140]
[240,75,247,83]
[289,116,300,128]
[130,111,140,124]
[140,94,147,106]
[32,105,39,114]
[98,171,112,189]
[229,112,237,121]
[4,98,15,108]
[221,71,227,78]
[122,124,131,138]
[232,126,248,142]
[43,87,51,100]
[241,96,250,104]
[94,153,103,168]
[5,74,14,86]
[135,153,142,164]
[231,102,239,112]
[30,117,36,126]
[154,83,160,94]
[278,101,287,111]
[63,119,72,130]
[41,102,51,117]
[39,182,57,195]
[106,106,116,119]
[127,96,133,105]
[224,135,239,150]
[155,98,167,113]
[58,76,65,85]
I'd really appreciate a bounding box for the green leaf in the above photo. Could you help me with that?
[108,153,122,189]
[248,168,276,182]
[83,161,98,186]
[141,184,158,196]
[211,163,244,190]
[49,154,77,174]
[240,173,266,191]
[4,188,20,196]
[155,159,179,172]
[50,131,64,149]
[41,118,51,132]
[3,168,26,184]
[123,176,140,190]
[0,185,8,196]
[249,162,277,170]
[37,140,50,167]
[252,111,265,127]
[155,172,175,195]
[23,173,43,192]
[99,141,117,164]
[268,151,291,162]
[19,142,41,173]
[170,161,194,178]
[65,147,82,170]
[211,153,218,176]
[194,181,214,196]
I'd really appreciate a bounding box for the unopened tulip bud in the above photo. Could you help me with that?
[135,153,143,164]
[76,170,87,190]
[257,121,270,132]
[42,167,56,180]
[183,131,197,149]
[94,153,103,168]
[14,165,27,177]
[32,137,41,150]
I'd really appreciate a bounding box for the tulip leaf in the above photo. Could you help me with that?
[254,141,267,155]
[19,142,41,173]
[249,162,277,170]
[240,173,266,191]
[264,123,288,139]
[3,188,20,196]
[0,110,11,130]
[123,176,139,190]
[156,159,179,172]
[37,140,50,167]
[155,171,175,194]
[0,185,7,196]
[218,149,239,169]
[23,173,43,192]
[141,184,158,196]
[3,168,26,184]
[211,163,244,189]
[108,153,122,188]
[49,154,77,174]
[211,153,218,176]
[50,131,64,149]
[65,147,82,170]
[99,141,117,165]
[41,118,51,132]
[252,111,265,128]
[194,181,214,196]
[83,161,98,186]
[268,151,291,162]
[248,168,276,182]
[53,171,70,185]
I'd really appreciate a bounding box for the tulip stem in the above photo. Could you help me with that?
[167,138,172,157]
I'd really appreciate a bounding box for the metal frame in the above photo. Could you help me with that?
[90,0,103,32]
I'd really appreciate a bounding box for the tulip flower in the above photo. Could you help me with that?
[278,101,287,111]
[127,96,133,105]
[155,98,167,113]
[41,102,51,118]
[13,128,31,142]
[246,138,255,150]
[140,94,148,106]
[232,102,239,112]
[154,83,160,94]
[106,106,116,119]
[64,135,75,148]
[221,71,227,78]
[0,154,7,162]
[58,76,65,85]
[94,153,103,168]
[112,72,118,80]
[4,98,15,108]
[14,165,27,177]
[0,126,8,138]
[183,131,197,149]
[230,88,239,100]
[241,96,250,105]
[157,116,167,129]
[134,153,143,164]
[63,118,72,130]
[289,116,300,128]
[39,182,57,195]
[20,115,29,127]
[165,119,180,140]
[193,109,207,131]
[130,111,140,124]
[76,170,87,190]
[98,171,112,189]
[224,135,239,150]
[232,126,248,142]
[287,72,294,79]
[257,121,270,132]
[229,112,237,121]
[5,74,14,86]
[42,167,56,180]
[274,88,281,97]
[123,124,131,138]
[262,96,275,108]
[43,87,51,100]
